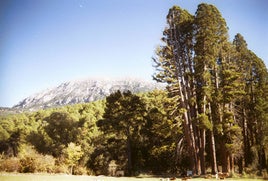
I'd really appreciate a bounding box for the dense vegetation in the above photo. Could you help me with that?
[0,90,175,175]
[153,3,268,176]
[0,3,267,178]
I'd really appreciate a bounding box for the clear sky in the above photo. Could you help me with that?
[0,0,267,107]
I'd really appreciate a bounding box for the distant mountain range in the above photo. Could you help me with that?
[12,78,164,111]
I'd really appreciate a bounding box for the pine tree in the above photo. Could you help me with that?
[153,3,268,175]
[97,90,147,176]
[153,6,200,174]
[194,3,230,174]
[233,33,251,171]
[233,33,268,173]
[142,90,181,173]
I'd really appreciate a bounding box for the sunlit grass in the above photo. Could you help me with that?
[0,173,266,181]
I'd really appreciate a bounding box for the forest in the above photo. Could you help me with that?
[0,3,268,178]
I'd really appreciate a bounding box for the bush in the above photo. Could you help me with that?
[73,165,89,175]
[34,154,55,173]
[19,156,35,173]
[18,144,55,173]
[0,156,20,172]
[89,153,110,175]
[54,164,69,174]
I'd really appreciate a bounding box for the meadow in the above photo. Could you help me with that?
[0,174,265,181]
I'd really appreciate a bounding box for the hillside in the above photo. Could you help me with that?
[13,78,163,111]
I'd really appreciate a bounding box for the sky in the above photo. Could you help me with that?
[0,0,267,107]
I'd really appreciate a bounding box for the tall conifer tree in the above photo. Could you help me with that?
[153,6,200,174]
[194,3,230,174]
[233,33,268,172]
[154,3,268,175]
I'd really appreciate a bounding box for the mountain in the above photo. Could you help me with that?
[0,107,20,116]
[13,78,163,111]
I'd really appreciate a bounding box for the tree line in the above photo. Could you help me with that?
[153,3,268,176]
[0,90,179,175]
[0,3,267,177]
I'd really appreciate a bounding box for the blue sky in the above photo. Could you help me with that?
[0,0,267,107]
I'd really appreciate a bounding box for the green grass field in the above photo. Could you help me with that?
[0,174,155,181]
[0,174,265,181]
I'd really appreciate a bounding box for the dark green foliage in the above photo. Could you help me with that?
[0,114,31,157]
[44,112,80,156]
[0,3,267,177]
[232,33,268,172]
[143,90,182,173]
[153,2,268,176]
[97,90,147,176]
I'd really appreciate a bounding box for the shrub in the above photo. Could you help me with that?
[0,156,20,172]
[73,165,88,175]
[34,154,55,173]
[18,144,55,173]
[54,164,69,174]
[19,156,35,173]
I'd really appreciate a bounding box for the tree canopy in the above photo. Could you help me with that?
[153,3,268,176]
[0,3,267,178]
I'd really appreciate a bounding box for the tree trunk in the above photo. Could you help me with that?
[208,101,218,174]
[221,143,228,173]
[230,154,235,175]
[242,108,250,167]
[210,130,217,174]
[238,156,244,174]
[200,129,206,175]
[171,17,199,175]
[70,165,73,175]
[126,129,132,176]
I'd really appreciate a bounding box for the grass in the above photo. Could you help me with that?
[0,174,158,181]
[0,173,265,181]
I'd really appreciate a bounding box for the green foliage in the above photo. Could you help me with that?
[0,125,10,141]
[0,118,15,141]
[0,2,267,176]
[197,113,212,130]
[153,2,268,175]
[63,142,83,174]
[141,90,181,173]
[0,99,105,174]
[97,90,147,175]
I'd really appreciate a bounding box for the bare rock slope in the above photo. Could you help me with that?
[13,78,162,110]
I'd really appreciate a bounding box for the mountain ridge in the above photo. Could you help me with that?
[13,77,163,111]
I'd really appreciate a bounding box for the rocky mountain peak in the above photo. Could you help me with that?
[13,77,163,111]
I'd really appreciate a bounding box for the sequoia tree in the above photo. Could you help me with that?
[233,33,268,172]
[153,3,268,175]
[153,5,201,174]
